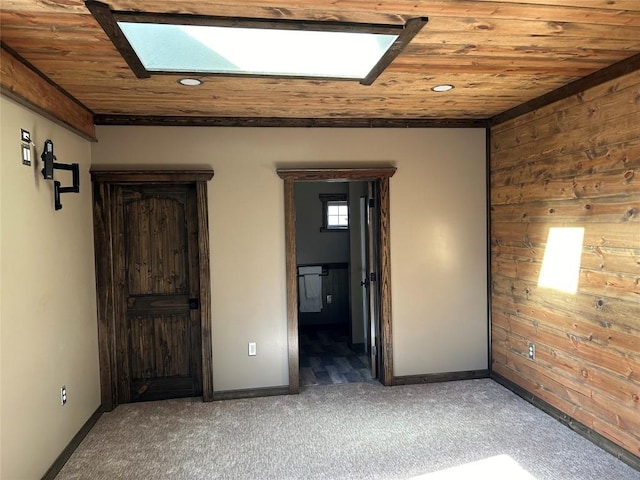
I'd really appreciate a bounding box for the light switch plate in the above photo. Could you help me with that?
[248,342,257,356]
[22,144,32,166]
[21,129,32,166]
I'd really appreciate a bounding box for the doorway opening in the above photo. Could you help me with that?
[295,181,376,386]
[277,168,396,393]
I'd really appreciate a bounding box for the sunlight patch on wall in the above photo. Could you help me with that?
[538,227,585,294]
[410,454,537,479]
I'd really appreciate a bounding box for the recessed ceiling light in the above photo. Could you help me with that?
[178,78,202,86]
[431,84,454,92]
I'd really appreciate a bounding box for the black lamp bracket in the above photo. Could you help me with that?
[40,139,80,210]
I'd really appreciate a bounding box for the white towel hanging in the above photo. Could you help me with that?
[298,266,323,313]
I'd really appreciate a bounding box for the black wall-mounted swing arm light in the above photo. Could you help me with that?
[40,139,80,211]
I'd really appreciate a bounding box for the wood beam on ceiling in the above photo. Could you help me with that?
[0,43,97,141]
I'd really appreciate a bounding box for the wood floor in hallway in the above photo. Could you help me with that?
[299,324,376,386]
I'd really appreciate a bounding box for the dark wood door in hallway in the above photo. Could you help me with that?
[116,184,203,402]
[92,170,214,410]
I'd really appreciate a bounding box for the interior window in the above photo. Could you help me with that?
[320,194,348,231]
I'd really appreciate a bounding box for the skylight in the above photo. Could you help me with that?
[118,23,398,80]
[85,1,427,85]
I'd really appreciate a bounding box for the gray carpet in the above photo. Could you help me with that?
[56,380,638,479]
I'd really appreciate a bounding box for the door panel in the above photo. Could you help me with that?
[129,314,190,379]
[366,181,380,379]
[359,197,369,354]
[125,196,189,295]
[116,185,202,402]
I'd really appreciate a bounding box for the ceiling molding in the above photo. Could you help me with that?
[93,115,490,128]
[491,52,640,127]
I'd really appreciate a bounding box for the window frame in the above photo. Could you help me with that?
[319,193,349,232]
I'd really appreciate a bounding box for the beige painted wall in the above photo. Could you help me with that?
[0,96,100,479]
[91,126,488,390]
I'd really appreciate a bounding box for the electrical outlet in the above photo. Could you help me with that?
[61,385,67,405]
[528,343,535,360]
[327,294,332,304]
[248,342,257,356]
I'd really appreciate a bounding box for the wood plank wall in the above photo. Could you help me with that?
[490,70,640,457]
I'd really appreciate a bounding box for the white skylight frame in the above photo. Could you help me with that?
[86,1,427,85]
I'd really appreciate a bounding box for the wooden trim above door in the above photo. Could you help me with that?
[276,167,396,393]
[277,167,396,182]
[91,169,214,409]
[91,169,214,183]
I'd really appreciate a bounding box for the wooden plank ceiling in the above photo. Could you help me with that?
[1,0,640,122]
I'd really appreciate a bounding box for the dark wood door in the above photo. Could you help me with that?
[115,184,202,402]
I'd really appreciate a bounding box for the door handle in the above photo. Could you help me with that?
[188,298,199,310]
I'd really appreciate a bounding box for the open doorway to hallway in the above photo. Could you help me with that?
[294,181,379,386]
[278,167,396,393]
